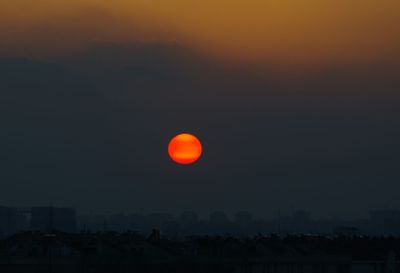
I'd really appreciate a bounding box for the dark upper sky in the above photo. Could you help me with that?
[1,0,400,218]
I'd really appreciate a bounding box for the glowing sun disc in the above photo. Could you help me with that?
[168,133,202,164]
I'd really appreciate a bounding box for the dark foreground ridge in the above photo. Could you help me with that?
[1,231,399,273]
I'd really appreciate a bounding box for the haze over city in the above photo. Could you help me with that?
[1,0,399,219]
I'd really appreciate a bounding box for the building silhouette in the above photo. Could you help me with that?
[0,206,28,237]
[30,206,76,233]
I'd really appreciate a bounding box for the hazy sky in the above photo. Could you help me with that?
[0,1,399,219]
[1,0,399,64]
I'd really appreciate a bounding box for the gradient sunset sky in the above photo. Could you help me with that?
[1,0,399,64]
[1,1,400,218]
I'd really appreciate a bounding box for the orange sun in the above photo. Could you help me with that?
[168,133,202,164]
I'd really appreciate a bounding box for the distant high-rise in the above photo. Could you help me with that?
[369,210,400,235]
[180,211,198,225]
[31,206,76,233]
[209,211,229,225]
[234,211,253,225]
[0,206,28,236]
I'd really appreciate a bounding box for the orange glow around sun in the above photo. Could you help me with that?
[168,133,202,165]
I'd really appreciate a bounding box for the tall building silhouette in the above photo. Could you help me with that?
[31,206,76,233]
